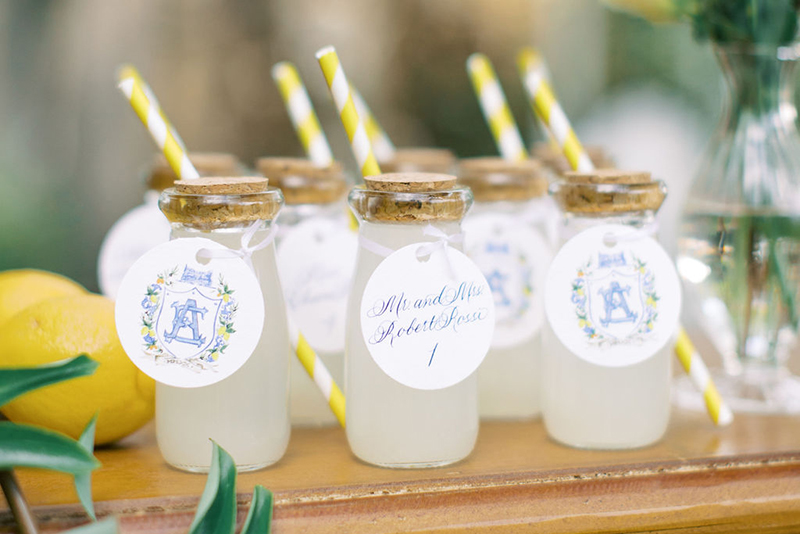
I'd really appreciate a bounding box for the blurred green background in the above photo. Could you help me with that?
[0,0,723,292]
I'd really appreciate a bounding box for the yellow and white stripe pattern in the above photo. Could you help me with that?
[117,65,199,180]
[316,46,382,178]
[118,65,188,152]
[675,329,733,426]
[271,62,334,167]
[290,320,346,428]
[349,83,396,163]
[516,49,593,172]
[467,53,528,162]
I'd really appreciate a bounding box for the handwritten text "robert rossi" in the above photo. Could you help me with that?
[365,281,490,346]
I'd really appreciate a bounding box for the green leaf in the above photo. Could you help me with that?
[241,485,273,534]
[188,441,237,534]
[66,517,118,533]
[0,355,98,407]
[75,414,99,520]
[0,422,100,475]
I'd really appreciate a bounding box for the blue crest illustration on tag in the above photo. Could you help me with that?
[140,266,238,368]
[572,252,658,344]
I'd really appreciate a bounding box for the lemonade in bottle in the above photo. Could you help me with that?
[543,169,678,449]
[459,157,553,419]
[256,157,355,426]
[346,172,494,468]
[155,176,290,471]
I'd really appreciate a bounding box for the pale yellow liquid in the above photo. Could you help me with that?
[541,220,671,449]
[468,200,552,420]
[277,207,349,427]
[156,226,290,472]
[478,335,541,419]
[346,221,478,467]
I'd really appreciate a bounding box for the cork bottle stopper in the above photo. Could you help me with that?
[364,172,457,193]
[458,157,548,201]
[554,169,665,214]
[160,177,281,229]
[564,169,651,185]
[174,176,270,195]
[255,157,346,204]
[351,172,469,222]
[380,147,456,174]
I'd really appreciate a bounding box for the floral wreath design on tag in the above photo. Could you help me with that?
[571,253,659,345]
[140,266,238,368]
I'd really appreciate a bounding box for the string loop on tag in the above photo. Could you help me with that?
[602,222,659,248]
[197,219,278,271]
[358,224,465,262]
[415,225,464,260]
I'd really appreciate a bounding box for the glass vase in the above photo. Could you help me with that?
[675,43,800,414]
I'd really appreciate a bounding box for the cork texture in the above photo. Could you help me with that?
[161,179,282,230]
[458,157,548,202]
[255,157,347,204]
[174,176,269,195]
[364,172,457,193]
[553,171,666,214]
[564,169,652,185]
[350,184,471,223]
[380,147,456,174]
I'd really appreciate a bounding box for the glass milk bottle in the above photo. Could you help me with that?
[98,152,243,300]
[543,169,671,449]
[347,172,478,467]
[157,176,290,471]
[380,148,456,174]
[256,157,354,426]
[459,157,552,419]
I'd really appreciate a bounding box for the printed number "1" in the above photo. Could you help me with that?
[428,343,439,367]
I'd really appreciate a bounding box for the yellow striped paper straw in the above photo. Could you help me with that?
[517,49,593,172]
[117,65,188,154]
[675,330,733,426]
[116,66,199,180]
[316,46,382,178]
[349,83,396,163]
[466,53,528,162]
[271,62,335,167]
[289,320,346,427]
[517,47,559,150]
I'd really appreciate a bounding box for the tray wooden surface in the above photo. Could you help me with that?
[1,409,799,533]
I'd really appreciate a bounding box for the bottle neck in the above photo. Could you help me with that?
[558,211,656,245]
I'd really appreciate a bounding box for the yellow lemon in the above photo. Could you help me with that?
[0,294,155,445]
[0,269,86,327]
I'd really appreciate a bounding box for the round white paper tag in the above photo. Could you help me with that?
[464,213,551,348]
[98,196,171,300]
[277,218,356,354]
[544,224,681,368]
[115,238,265,388]
[360,243,495,390]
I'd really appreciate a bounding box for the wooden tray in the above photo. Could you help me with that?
[1,409,799,533]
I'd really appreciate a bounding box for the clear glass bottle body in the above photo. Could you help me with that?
[345,188,478,468]
[276,201,354,426]
[465,198,553,419]
[542,210,671,449]
[156,190,290,472]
